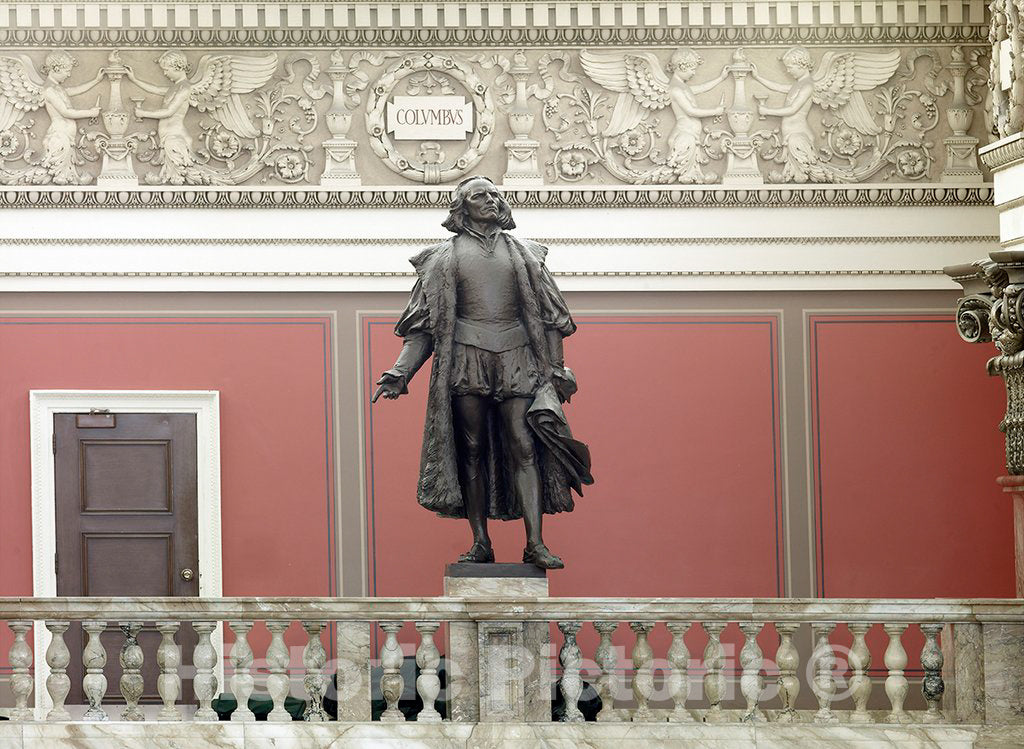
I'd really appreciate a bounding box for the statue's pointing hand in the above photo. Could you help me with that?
[372,373,407,403]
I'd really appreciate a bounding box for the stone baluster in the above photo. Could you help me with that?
[921,623,946,723]
[883,623,911,723]
[811,622,838,724]
[415,621,442,723]
[379,621,405,722]
[82,620,108,721]
[118,622,145,721]
[7,621,33,721]
[8,621,33,721]
[302,620,328,721]
[593,621,619,722]
[702,622,727,724]
[557,621,584,723]
[774,622,800,723]
[739,622,766,723]
[266,620,292,722]
[227,621,255,722]
[192,621,219,721]
[666,622,694,722]
[155,621,182,721]
[629,621,655,722]
[848,623,873,723]
[44,621,71,721]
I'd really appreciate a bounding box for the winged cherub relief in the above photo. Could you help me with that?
[752,46,901,182]
[0,50,104,184]
[129,50,278,184]
[580,48,727,183]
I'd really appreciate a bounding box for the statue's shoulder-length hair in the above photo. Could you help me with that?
[442,175,516,233]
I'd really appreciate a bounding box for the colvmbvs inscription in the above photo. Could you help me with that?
[386,96,474,140]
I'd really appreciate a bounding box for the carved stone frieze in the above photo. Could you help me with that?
[0,44,995,192]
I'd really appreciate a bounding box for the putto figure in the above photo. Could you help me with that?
[129,50,278,184]
[0,50,104,184]
[752,46,900,182]
[580,47,728,183]
[373,176,593,569]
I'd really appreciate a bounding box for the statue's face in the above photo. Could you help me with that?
[463,179,501,225]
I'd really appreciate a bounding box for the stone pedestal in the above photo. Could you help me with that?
[320,138,361,187]
[996,476,1024,598]
[941,135,983,182]
[502,138,544,186]
[444,563,551,723]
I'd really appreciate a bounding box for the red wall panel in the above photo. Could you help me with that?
[809,314,1012,598]
[0,316,336,601]
[364,314,785,603]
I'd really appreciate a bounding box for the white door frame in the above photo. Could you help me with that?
[28,389,223,710]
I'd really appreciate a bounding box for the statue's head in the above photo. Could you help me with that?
[43,51,76,79]
[157,50,191,76]
[442,175,516,234]
[667,48,703,79]
[781,46,813,76]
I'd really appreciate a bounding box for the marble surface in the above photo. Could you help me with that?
[446,621,479,723]
[983,623,1024,725]
[953,623,986,724]
[0,722,1023,748]
[442,577,548,598]
[335,622,372,722]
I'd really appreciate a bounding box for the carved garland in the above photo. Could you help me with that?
[365,53,495,184]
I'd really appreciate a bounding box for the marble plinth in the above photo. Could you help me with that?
[984,623,1024,724]
[444,564,550,724]
[950,623,986,724]
[1,721,1023,748]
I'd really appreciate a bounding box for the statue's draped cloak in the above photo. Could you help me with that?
[395,233,581,520]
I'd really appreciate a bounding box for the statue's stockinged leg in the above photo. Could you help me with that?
[453,395,494,562]
[501,397,564,569]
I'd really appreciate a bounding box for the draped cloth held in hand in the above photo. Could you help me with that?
[394,233,593,520]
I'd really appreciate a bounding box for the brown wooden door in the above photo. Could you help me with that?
[54,412,200,707]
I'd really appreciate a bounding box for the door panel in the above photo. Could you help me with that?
[55,412,200,707]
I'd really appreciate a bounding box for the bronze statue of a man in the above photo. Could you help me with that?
[373,175,593,569]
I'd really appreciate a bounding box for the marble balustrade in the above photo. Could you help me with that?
[1,597,1022,726]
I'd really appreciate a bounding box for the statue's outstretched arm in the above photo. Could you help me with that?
[386,332,433,384]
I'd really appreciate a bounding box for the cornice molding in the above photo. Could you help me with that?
[0,1,989,46]
[0,235,998,247]
[980,133,1024,172]
[0,269,944,279]
[0,25,989,49]
[0,185,995,209]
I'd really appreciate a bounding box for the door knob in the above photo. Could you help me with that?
[180,568,195,581]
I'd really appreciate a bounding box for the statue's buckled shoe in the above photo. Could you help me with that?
[523,544,564,569]
[457,542,495,563]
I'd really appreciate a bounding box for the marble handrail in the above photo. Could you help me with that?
[4,596,1024,727]
[0,597,1022,622]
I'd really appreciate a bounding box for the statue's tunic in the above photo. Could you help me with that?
[450,227,542,401]
[386,232,584,520]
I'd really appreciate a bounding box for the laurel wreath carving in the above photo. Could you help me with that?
[364,52,496,184]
